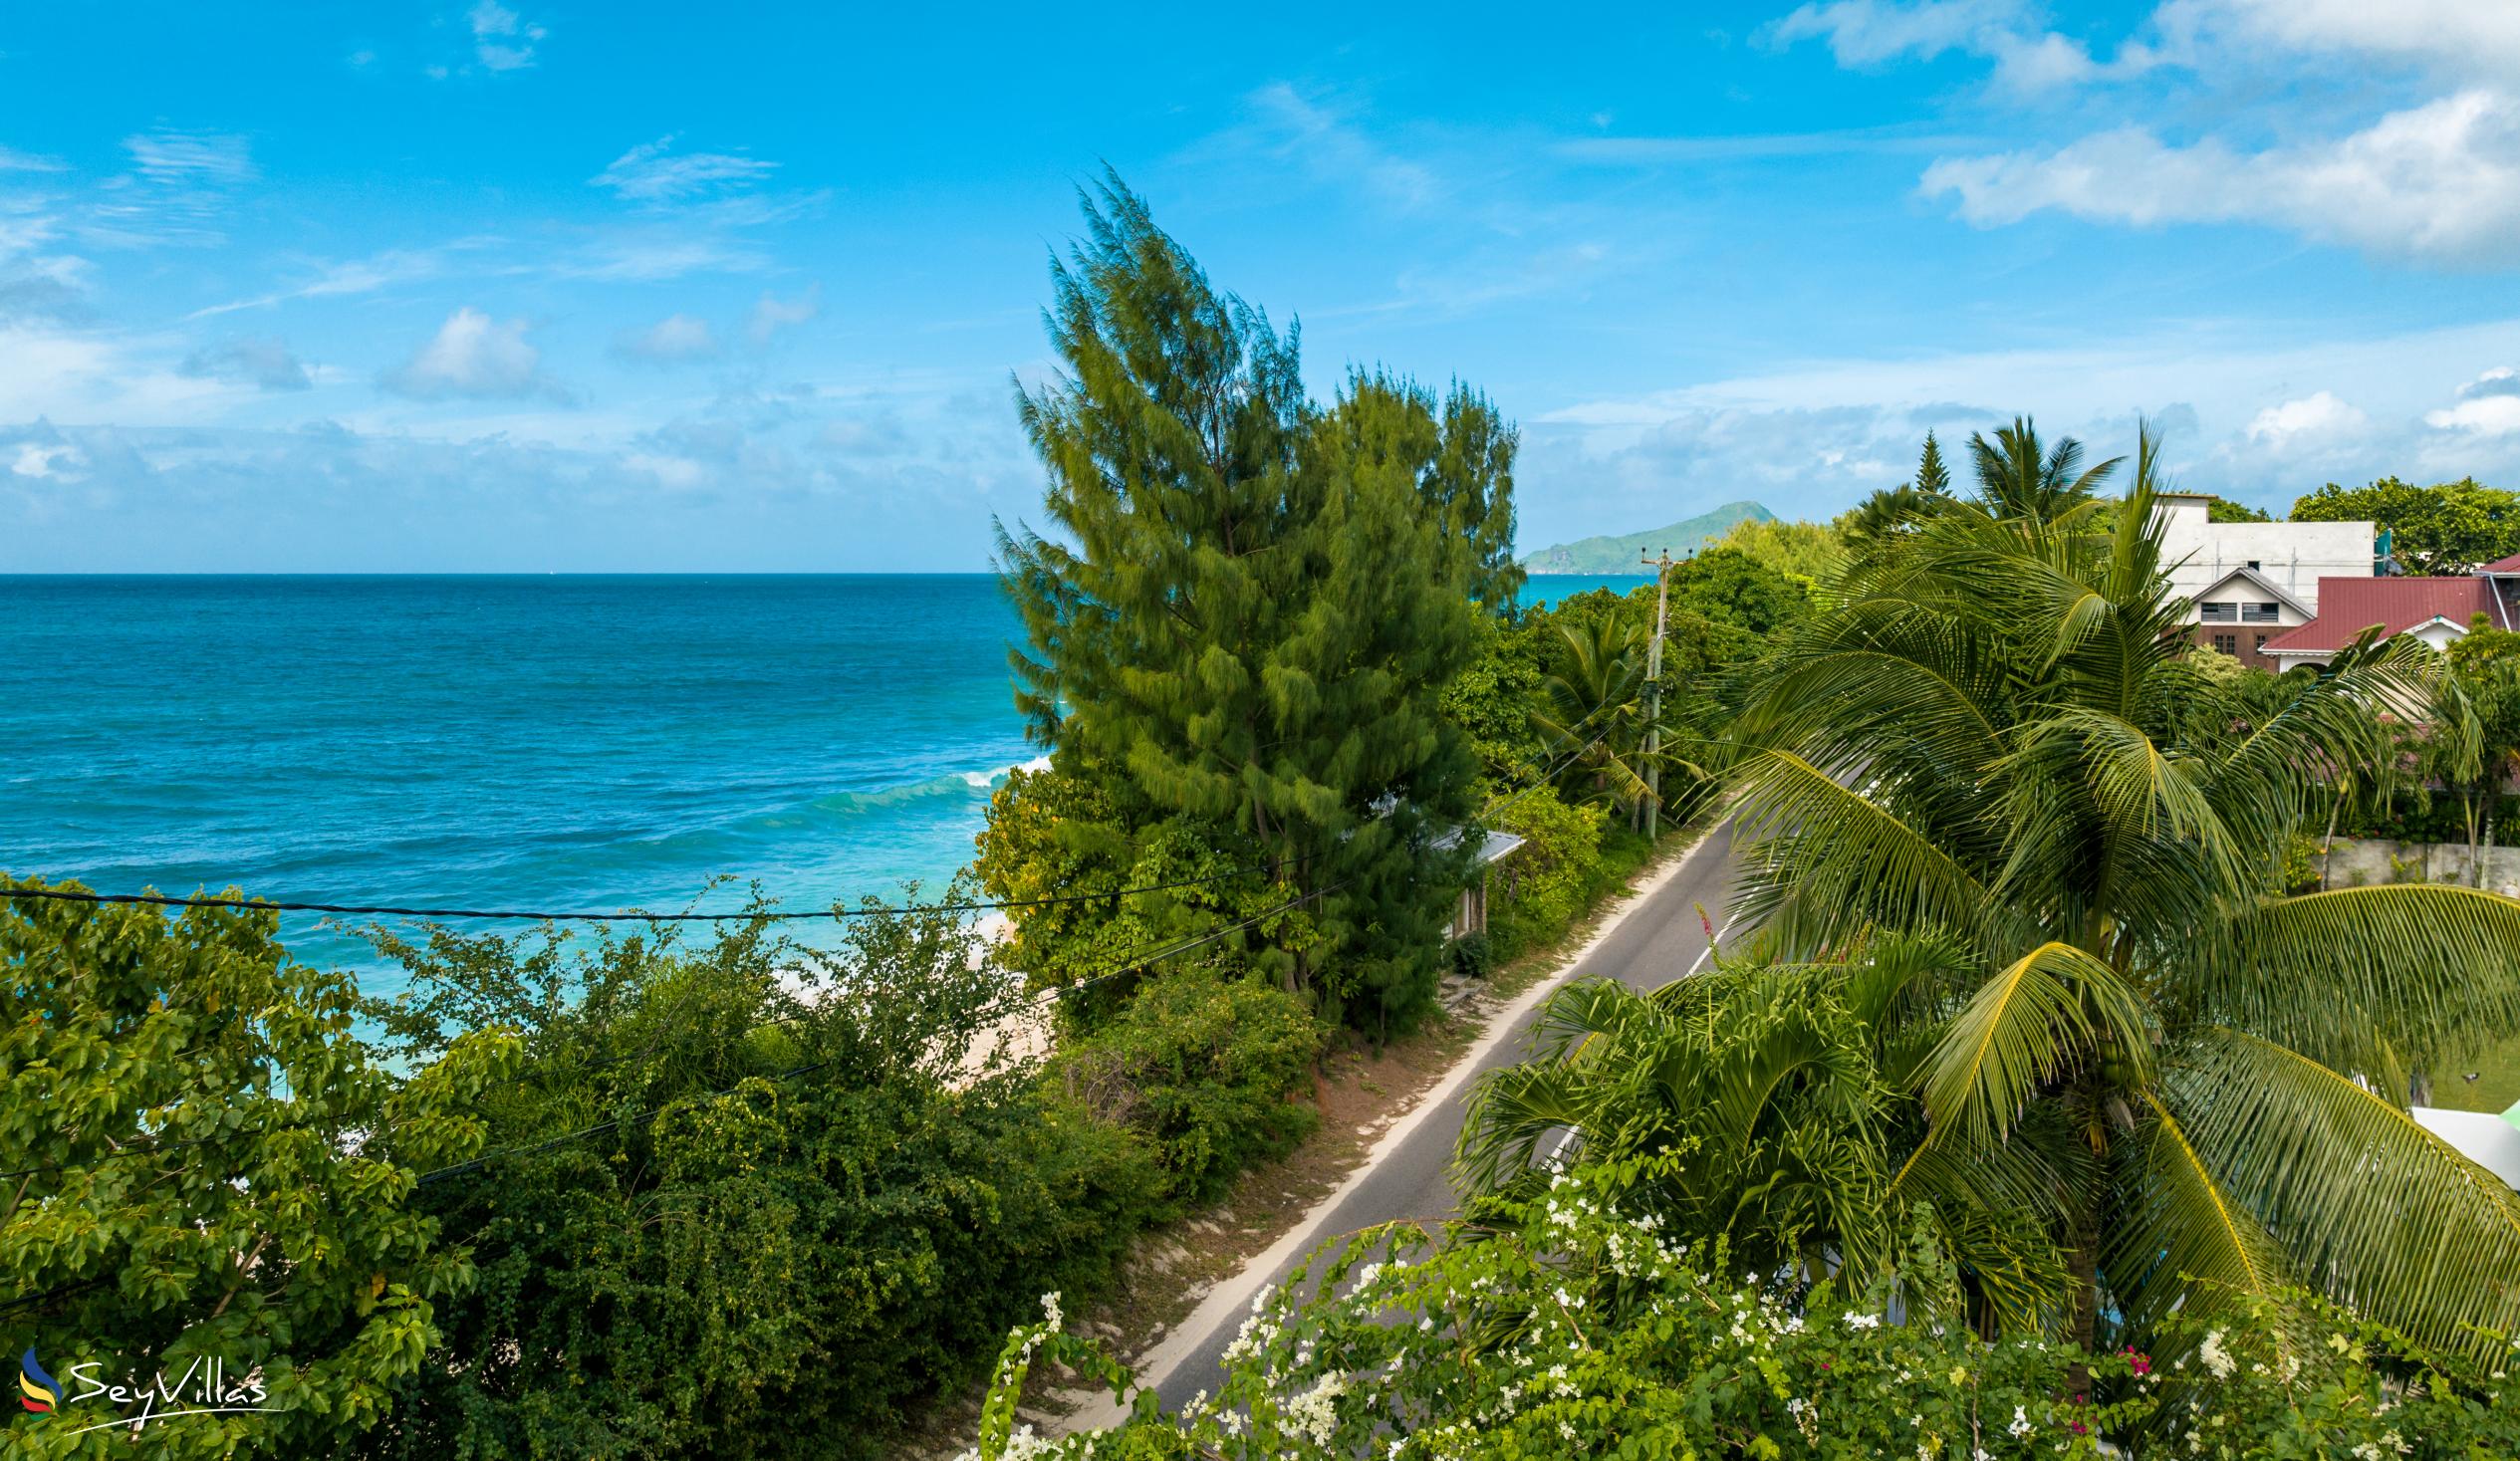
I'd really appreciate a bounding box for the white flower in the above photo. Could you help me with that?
[1040,1292,1063,1335]
[1284,1373,1347,1447]
[2007,1405,2034,1439]
[1844,1312,1884,1330]
[2199,1329,2236,1379]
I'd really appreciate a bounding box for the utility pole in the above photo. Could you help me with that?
[1641,548,1673,840]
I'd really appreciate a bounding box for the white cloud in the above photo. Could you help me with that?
[187,242,486,319]
[1920,91,2520,265]
[2159,0,2520,80]
[468,0,547,72]
[593,136,776,204]
[122,129,256,186]
[1527,317,2520,533]
[1764,0,2023,67]
[1762,0,2155,91]
[614,312,719,363]
[180,337,313,390]
[0,209,92,321]
[623,451,709,489]
[2426,366,2520,437]
[746,286,820,347]
[1236,85,1445,212]
[2247,390,2367,446]
[10,441,81,479]
[381,306,566,400]
[0,146,67,173]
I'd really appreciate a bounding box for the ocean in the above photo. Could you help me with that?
[1,573,1643,995]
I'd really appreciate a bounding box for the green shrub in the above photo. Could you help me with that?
[964,1160,2520,1459]
[1050,968,1322,1210]
[352,896,1168,1461]
[1482,783,1608,962]
[1,878,518,1461]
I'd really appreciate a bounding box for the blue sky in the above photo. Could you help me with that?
[4,1,2518,571]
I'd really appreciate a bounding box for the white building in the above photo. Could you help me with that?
[2152,493,2377,668]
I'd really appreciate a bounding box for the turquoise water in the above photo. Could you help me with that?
[2,573,1617,994]
[2,575,1038,990]
[1521,573,1654,607]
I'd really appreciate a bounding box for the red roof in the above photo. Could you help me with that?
[2481,551,2520,574]
[2258,576,2504,653]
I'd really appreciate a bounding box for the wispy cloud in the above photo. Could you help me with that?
[1556,124,1980,164]
[121,128,256,187]
[0,146,68,173]
[593,136,779,204]
[180,337,313,390]
[186,241,498,319]
[1199,85,1448,214]
[467,0,547,73]
[0,207,93,322]
[80,128,260,249]
[1764,0,2160,91]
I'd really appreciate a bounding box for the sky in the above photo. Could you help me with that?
[4,1,2519,572]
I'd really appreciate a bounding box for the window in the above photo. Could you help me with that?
[2254,633,2270,653]
[2245,560,2261,571]
[2242,603,2280,623]
[2211,632,2238,654]
[2200,602,2238,622]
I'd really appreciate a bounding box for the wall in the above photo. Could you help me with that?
[2317,837,2520,897]
[2157,516,2373,615]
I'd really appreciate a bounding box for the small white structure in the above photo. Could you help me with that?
[2151,494,2375,667]
[2410,1105,2520,1192]
[1437,828,1526,940]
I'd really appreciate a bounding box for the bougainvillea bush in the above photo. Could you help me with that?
[960,1159,2520,1459]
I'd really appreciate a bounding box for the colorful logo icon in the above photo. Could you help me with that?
[19,1347,60,1414]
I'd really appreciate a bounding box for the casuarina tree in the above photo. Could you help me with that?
[995,174,1515,1032]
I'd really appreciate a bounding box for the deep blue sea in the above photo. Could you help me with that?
[1,573,1639,995]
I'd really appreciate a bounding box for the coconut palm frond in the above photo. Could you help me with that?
[2197,882,2520,1079]
[2168,1026,2520,1362]
[1921,941,2153,1148]
[1731,747,1999,957]
[2103,1087,2292,1339]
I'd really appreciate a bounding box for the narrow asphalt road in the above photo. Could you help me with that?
[1142,818,1740,1409]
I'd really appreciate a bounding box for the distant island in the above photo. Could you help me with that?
[1519,500,1775,574]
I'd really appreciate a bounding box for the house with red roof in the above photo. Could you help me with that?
[2153,493,2378,669]
[2257,557,2520,667]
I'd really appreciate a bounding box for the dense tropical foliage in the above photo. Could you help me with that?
[1,883,519,1461]
[962,1159,2520,1458]
[1475,428,2520,1370]
[2292,474,2520,575]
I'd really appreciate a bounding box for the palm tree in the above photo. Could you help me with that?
[1460,939,2072,1334]
[1530,615,1658,822]
[1493,424,2520,1361]
[1725,427,2520,1358]
[1967,415,2121,521]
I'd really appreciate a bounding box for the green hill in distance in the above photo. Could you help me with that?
[1519,500,1775,574]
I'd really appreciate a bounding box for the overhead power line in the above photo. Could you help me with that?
[0,866,1268,924]
[413,725,1624,1186]
[5,719,1636,1198]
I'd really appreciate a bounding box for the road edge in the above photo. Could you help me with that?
[1062,817,1732,1429]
